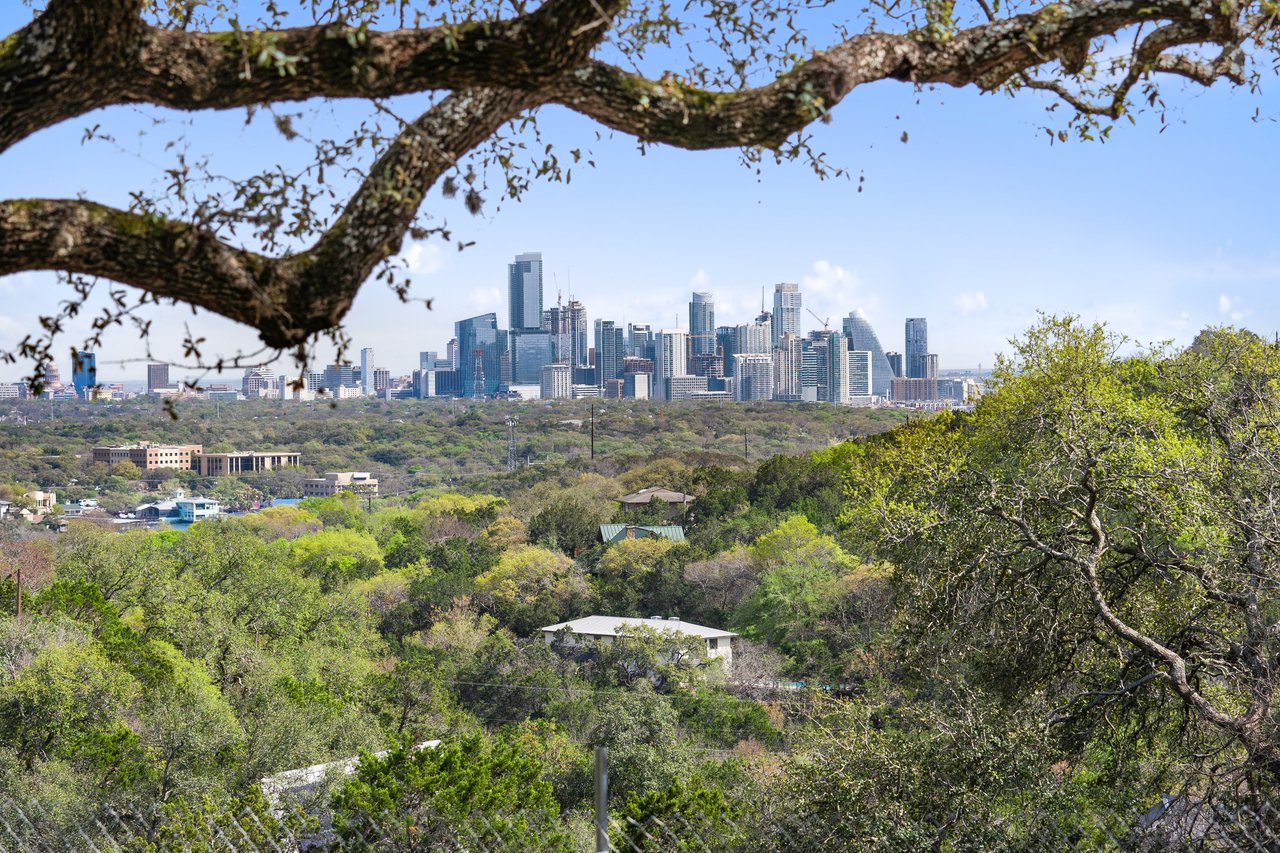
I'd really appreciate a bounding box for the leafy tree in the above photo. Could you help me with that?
[0,640,139,771]
[528,499,603,556]
[329,733,573,852]
[474,545,592,634]
[586,683,694,798]
[857,318,1280,791]
[289,528,385,590]
[594,537,678,616]
[611,776,743,852]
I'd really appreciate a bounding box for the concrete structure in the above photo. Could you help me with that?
[302,472,379,498]
[654,330,688,399]
[541,615,736,667]
[508,252,543,331]
[192,450,301,477]
[540,362,572,400]
[665,374,708,401]
[892,376,940,402]
[772,283,802,348]
[146,363,170,393]
[773,333,803,401]
[92,442,204,471]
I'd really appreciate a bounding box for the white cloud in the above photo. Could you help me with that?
[689,268,709,288]
[402,242,445,275]
[954,291,988,316]
[800,260,877,326]
[1218,293,1247,323]
[469,286,504,311]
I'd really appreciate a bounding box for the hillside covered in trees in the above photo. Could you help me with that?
[0,321,1277,849]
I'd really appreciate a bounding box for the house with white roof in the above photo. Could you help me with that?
[540,614,736,668]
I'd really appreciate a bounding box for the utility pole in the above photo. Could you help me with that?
[590,401,595,460]
[506,415,519,472]
[594,746,609,853]
[743,431,748,463]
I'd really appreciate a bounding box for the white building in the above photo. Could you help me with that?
[540,363,572,400]
[654,330,688,399]
[541,615,736,668]
[302,472,379,498]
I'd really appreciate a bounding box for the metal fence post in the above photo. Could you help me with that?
[594,745,609,853]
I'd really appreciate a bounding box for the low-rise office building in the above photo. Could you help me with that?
[91,442,204,471]
[301,472,379,498]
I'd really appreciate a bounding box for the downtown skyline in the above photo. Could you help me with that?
[1,0,1277,385]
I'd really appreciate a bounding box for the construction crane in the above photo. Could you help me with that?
[807,308,831,332]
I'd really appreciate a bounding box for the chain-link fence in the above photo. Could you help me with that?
[2,792,1280,852]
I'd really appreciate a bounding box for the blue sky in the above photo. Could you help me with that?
[2,5,1278,383]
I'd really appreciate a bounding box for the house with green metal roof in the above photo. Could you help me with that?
[598,523,686,544]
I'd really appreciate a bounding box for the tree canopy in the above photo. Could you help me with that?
[2,0,1274,374]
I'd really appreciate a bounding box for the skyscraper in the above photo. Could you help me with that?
[510,330,554,384]
[654,329,688,399]
[848,350,872,397]
[773,333,802,401]
[360,347,375,395]
[885,351,904,378]
[628,323,655,361]
[508,252,543,331]
[72,351,96,399]
[147,363,170,393]
[824,332,849,404]
[542,299,588,365]
[716,326,736,377]
[594,320,626,386]
[456,313,505,399]
[689,292,715,356]
[841,310,894,397]
[772,283,801,348]
[734,318,771,356]
[734,354,774,401]
[905,317,929,379]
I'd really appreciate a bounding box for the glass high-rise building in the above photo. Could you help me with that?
[511,330,554,385]
[772,283,801,348]
[689,292,715,355]
[594,320,626,386]
[905,317,929,379]
[360,347,375,395]
[841,310,894,397]
[72,351,96,398]
[886,351,904,378]
[628,323,655,362]
[456,312,506,399]
[508,252,543,331]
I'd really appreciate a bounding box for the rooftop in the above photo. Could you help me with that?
[541,615,736,640]
[599,524,686,544]
[615,487,695,506]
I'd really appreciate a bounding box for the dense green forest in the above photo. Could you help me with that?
[1,320,1278,850]
[0,398,903,511]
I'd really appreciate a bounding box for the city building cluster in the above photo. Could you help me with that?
[0,253,983,408]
